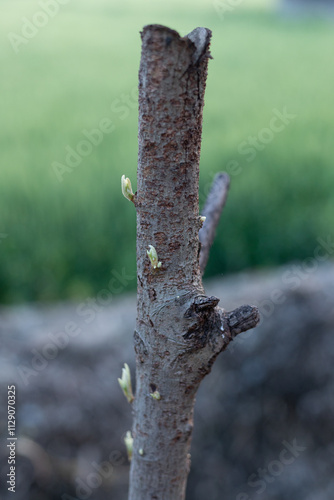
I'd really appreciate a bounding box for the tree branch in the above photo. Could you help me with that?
[128,24,259,500]
[226,305,260,338]
[199,172,230,274]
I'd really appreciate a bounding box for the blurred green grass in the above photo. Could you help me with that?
[0,0,333,302]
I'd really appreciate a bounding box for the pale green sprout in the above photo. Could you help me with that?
[121,175,134,202]
[118,363,134,403]
[147,245,162,269]
[150,390,161,400]
[124,431,133,461]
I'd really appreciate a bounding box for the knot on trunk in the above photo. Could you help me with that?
[183,294,221,349]
[184,294,220,317]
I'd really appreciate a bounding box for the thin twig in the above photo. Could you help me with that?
[199,172,230,275]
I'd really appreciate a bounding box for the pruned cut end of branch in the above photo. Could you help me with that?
[141,24,180,38]
[140,24,212,70]
[226,305,260,338]
[199,172,230,275]
[185,27,212,64]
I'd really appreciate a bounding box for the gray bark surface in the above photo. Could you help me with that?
[129,25,259,500]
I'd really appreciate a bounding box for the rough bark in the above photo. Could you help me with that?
[129,25,259,500]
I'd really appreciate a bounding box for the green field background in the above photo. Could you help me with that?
[0,0,333,302]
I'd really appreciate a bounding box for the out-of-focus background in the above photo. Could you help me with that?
[1,0,334,499]
[1,0,334,303]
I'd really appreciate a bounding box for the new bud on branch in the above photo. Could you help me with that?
[118,363,134,404]
[124,431,134,462]
[121,175,134,202]
[146,245,162,269]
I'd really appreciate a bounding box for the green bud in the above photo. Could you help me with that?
[150,390,161,400]
[118,363,134,403]
[147,245,162,269]
[199,216,206,228]
[121,175,134,202]
[124,431,133,461]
